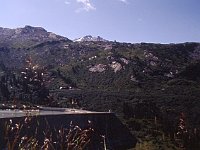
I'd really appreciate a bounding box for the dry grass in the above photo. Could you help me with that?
[3,115,95,150]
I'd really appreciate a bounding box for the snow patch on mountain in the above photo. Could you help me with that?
[74,35,108,42]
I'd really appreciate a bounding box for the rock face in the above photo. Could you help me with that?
[110,61,122,72]
[89,64,107,72]
[0,25,69,47]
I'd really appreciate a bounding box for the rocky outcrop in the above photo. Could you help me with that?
[110,61,122,73]
[89,64,107,72]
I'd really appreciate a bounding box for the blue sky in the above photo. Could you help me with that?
[0,0,200,43]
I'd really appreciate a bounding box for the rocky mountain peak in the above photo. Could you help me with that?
[0,25,70,47]
[15,25,47,34]
[74,35,108,42]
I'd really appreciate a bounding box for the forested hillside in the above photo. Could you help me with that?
[1,26,200,149]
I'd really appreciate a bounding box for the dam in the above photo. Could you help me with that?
[0,107,136,149]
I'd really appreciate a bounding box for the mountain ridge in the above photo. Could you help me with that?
[0,25,70,47]
[1,25,200,149]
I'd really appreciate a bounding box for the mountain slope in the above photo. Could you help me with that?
[1,27,200,149]
[0,27,200,91]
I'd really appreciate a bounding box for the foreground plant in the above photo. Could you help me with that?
[3,116,95,150]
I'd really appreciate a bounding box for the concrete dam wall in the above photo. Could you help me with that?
[0,108,136,149]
